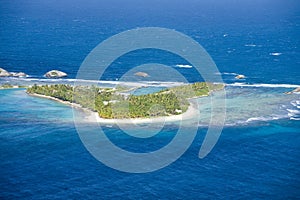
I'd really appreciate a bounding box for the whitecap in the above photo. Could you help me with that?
[291,100,300,107]
[223,72,238,75]
[269,52,282,56]
[290,117,300,121]
[246,116,270,123]
[287,109,300,114]
[246,114,288,123]
[175,64,193,68]
[246,117,261,122]
[245,44,256,47]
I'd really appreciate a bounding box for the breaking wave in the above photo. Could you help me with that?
[245,44,257,47]
[222,72,239,75]
[269,52,282,56]
[227,82,300,88]
[175,64,193,68]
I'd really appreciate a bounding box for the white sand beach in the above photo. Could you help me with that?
[27,92,200,124]
[91,99,199,124]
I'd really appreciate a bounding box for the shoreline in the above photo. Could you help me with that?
[27,92,93,113]
[27,92,200,124]
[93,99,199,124]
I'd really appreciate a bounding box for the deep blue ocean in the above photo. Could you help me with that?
[1,0,300,199]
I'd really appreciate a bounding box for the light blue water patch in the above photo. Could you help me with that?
[0,89,82,125]
[129,86,166,96]
[195,86,300,126]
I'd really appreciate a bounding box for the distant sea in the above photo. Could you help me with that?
[1,0,299,199]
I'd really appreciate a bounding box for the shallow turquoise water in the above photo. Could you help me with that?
[0,88,299,199]
[129,86,166,96]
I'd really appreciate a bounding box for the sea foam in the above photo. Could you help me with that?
[227,83,300,88]
[175,64,193,68]
[245,44,257,47]
[269,52,282,56]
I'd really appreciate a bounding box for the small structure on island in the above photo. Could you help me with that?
[134,72,149,78]
[44,70,67,78]
[235,74,246,79]
[175,109,182,114]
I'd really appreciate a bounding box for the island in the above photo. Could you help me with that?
[0,67,27,77]
[26,82,224,122]
[44,70,68,78]
[235,74,246,79]
[0,68,11,77]
[134,72,149,77]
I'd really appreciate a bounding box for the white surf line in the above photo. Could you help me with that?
[226,83,300,88]
[15,78,188,88]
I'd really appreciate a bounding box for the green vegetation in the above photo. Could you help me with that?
[27,82,224,119]
[51,71,58,76]
[28,84,74,101]
[0,83,13,89]
[0,84,26,89]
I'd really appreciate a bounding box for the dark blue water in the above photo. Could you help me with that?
[1,0,299,84]
[1,0,300,199]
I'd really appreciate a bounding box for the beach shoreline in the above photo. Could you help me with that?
[27,92,200,124]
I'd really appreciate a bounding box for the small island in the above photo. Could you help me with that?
[44,70,68,78]
[0,67,27,77]
[235,74,246,79]
[134,72,149,77]
[26,82,224,121]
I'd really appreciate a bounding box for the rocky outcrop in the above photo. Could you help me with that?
[44,70,67,78]
[235,74,246,79]
[134,72,149,77]
[0,68,27,77]
[0,68,11,77]
[10,72,27,77]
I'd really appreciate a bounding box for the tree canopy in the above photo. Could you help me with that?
[27,82,224,119]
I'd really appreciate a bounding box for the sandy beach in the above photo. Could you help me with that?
[27,92,92,113]
[27,92,200,124]
[92,99,199,124]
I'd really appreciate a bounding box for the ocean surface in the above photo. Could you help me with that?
[1,0,300,199]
